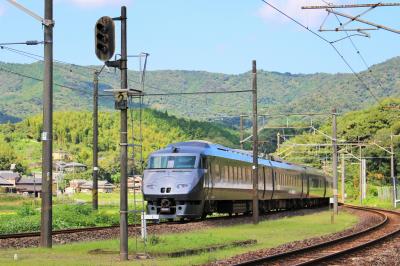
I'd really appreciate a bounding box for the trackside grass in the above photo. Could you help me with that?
[0,210,358,266]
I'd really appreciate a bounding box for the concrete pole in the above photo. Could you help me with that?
[391,134,397,207]
[240,115,244,150]
[332,108,338,214]
[252,60,259,224]
[359,145,362,205]
[341,153,345,203]
[120,6,129,261]
[92,71,99,210]
[40,0,53,248]
[362,159,367,200]
[277,132,281,150]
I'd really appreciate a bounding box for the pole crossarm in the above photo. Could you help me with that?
[326,9,400,35]
[302,3,400,9]
[6,0,54,26]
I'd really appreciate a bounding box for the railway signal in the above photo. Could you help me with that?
[95,16,115,62]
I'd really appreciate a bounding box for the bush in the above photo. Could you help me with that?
[17,203,38,216]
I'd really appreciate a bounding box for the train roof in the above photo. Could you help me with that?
[151,140,325,175]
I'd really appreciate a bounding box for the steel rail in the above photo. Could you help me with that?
[234,205,397,266]
[0,212,258,240]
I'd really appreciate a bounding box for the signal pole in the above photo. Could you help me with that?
[119,6,129,261]
[252,60,259,224]
[92,71,99,210]
[41,0,54,248]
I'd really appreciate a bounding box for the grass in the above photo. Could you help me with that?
[0,192,144,234]
[346,197,397,210]
[0,210,358,266]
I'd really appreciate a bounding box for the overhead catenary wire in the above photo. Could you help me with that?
[0,66,91,94]
[261,0,381,104]
[321,0,388,97]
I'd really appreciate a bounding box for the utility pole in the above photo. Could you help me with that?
[119,6,129,261]
[332,108,338,215]
[341,153,345,203]
[252,60,259,224]
[361,159,367,200]
[40,0,54,248]
[92,71,99,210]
[359,145,363,205]
[277,132,281,150]
[240,115,244,149]
[391,134,397,207]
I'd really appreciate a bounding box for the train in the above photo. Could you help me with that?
[142,140,332,220]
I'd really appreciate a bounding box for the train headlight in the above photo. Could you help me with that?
[146,184,156,189]
[177,184,189,189]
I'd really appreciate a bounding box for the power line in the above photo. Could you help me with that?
[322,0,388,96]
[0,66,91,94]
[261,0,381,104]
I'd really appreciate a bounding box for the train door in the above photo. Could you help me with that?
[203,156,212,200]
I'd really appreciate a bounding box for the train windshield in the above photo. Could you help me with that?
[148,155,197,169]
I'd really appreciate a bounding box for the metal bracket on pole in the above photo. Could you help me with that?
[6,0,55,26]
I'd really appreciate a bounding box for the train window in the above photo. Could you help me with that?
[148,155,197,169]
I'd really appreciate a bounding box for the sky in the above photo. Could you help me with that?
[0,0,399,74]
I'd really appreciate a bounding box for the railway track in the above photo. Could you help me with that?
[234,205,400,266]
[0,212,253,241]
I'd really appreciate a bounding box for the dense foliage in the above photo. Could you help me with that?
[0,109,238,182]
[1,56,400,123]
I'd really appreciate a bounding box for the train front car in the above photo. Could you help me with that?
[143,142,207,220]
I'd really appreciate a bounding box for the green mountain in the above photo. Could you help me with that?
[0,109,238,181]
[0,57,400,123]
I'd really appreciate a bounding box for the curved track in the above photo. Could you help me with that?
[234,205,400,266]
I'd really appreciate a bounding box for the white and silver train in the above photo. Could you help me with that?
[143,141,332,220]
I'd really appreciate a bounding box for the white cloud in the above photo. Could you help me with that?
[66,0,133,8]
[257,0,330,28]
[0,5,5,16]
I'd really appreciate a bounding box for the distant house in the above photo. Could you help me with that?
[15,177,42,196]
[68,179,87,192]
[63,162,87,173]
[0,171,21,186]
[128,176,142,192]
[53,150,71,161]
[80,180,115,193]
[0,177,13,188]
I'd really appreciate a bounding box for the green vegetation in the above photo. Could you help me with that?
[0,193,143,234]
[0,109,238,179]
[0,210,358,265]
[1,57,400,123]
[275,98,400,205]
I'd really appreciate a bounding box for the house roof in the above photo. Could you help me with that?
[16,178,42,185]
[0,171,21,180]
[64,162,87,168]
[81,180,115,189]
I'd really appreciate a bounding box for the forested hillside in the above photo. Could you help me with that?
[0,109,238,181]
[275,98,400,198]
[0,57,400,123]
